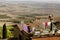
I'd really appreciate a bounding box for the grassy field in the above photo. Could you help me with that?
[0,26,14,39]
[7,26,14,38]
[0,26,2,38]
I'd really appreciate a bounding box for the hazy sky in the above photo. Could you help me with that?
[0,0,60,3]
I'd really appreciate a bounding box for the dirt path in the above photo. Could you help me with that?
[32,37,60,40]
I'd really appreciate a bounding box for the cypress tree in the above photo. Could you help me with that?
[50,22,52,31]
[2,23,7,39]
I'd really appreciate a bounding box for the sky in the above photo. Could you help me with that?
[0,0,60,3]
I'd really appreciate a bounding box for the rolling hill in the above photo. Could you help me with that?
[0,1,60,17]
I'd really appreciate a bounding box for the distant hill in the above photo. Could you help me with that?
[0,1,60,17]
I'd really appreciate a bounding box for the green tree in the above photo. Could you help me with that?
[2,24,7,39]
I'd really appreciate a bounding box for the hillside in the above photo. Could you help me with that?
[0,1,60,17]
